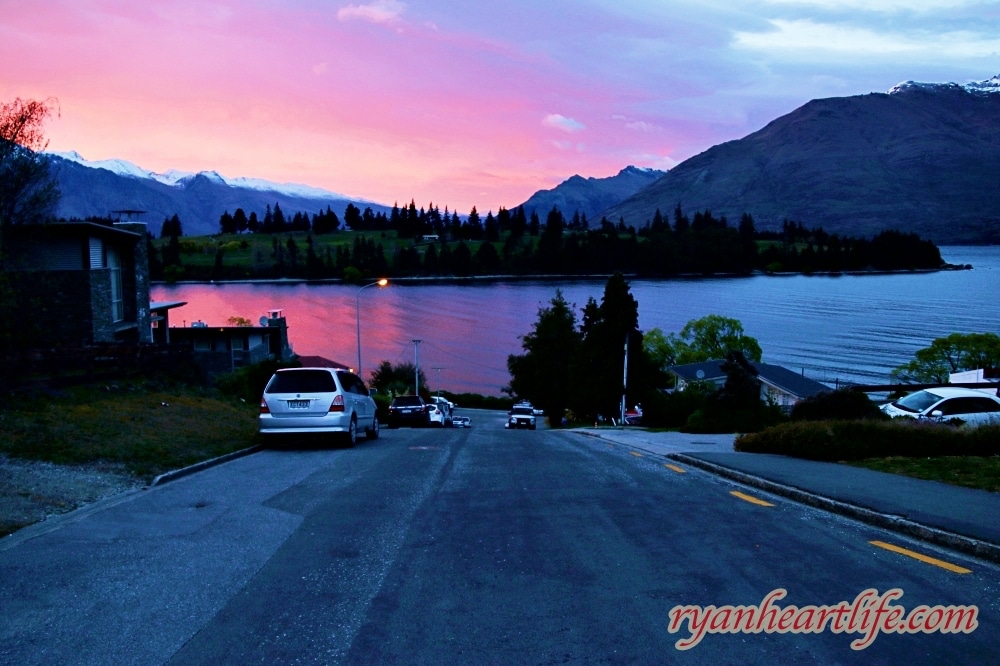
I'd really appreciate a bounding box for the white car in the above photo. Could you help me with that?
[880,387,1000,427]
[427,402,448,427]
[452,415,471,428]
[430,396,454,425]
[259,368,379,446]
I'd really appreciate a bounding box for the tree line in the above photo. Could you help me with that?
[152,202,946,282]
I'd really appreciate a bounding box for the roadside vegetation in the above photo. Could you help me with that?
[0,380,258,481]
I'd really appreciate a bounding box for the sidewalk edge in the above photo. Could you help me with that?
[150,445,264,486]
[668,452,1000,566]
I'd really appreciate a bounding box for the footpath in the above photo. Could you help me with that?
[573,427,1000,565]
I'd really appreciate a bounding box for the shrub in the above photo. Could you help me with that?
[215,358,301,403]
[735,420,1000,461]
[790,389,888,422]
[640,386,711,429]
[684,402,785,434]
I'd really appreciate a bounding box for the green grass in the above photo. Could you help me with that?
[0,383,259,480]
[847,456,1000,493]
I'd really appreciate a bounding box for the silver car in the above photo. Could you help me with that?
[259,367,379,446]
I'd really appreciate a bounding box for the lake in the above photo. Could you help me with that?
[151,246,1000,396]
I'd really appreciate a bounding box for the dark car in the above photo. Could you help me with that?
[388,395,430,428]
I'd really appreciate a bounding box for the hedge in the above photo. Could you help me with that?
[734,420,1000,461]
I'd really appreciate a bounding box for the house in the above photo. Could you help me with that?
[2,221,159,347]
[167,308,294,376]
[668,359,831,410]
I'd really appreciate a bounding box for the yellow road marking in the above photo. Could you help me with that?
[870,540,972,574]
[730,490,775,507]
[664,464,686,474]
[629,451,643,457]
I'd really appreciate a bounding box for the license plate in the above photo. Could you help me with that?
[288,400,310,409]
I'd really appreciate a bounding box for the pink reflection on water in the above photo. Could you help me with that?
[151,282,517,395]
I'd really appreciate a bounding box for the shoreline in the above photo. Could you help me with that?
[151,263,972,287]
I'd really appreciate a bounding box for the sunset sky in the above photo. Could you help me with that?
[3,0,997,214]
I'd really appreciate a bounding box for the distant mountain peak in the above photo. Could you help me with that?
[46,151,353,200]
[887,74,1000,96]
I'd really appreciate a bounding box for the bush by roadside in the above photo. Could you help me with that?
[734,420,1000,461]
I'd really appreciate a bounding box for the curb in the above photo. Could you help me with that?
[1,445,263,551]
[668,452,1000,566]
[150,444,264,486]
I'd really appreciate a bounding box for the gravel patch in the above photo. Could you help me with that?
[0,454,144,536]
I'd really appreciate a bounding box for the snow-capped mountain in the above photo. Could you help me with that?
[887,74,1000,96]
[601,74,1000,244]
[46,152,390,236]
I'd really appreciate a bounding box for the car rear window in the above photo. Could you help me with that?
[393,396,423,406]
[266,370,337,393]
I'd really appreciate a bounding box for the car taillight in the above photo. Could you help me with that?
[259,398,269,414]
[329,395,345,412]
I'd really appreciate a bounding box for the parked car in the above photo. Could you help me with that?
[880,387,1000,427]
[452,415,471,428]
[427,402,448,427]
[506,404,537,430]
[258,367,379,446]
[388,395,431,428]
[430,396,453,425]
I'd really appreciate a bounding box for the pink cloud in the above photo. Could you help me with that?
[337,0,406,25]
[542,114,586,133]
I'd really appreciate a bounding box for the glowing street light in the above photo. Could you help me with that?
[356,278,388,378]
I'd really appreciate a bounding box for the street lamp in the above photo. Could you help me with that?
[356,278,388,378]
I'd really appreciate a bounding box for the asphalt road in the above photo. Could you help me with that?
[1,410,998,664]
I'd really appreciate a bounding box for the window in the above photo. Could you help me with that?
[108,247,124,322]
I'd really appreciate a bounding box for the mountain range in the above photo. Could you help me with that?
[517,166,665,222]
[48,152,391,237]
[601,75,1000,244]
[47,74,1000,243]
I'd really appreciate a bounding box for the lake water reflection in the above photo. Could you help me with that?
[151,246,1000,396]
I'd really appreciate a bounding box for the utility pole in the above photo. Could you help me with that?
[412,339,422,394]
[620,333,629,425]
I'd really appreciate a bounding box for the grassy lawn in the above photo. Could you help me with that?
[848,456,1000,493]
[0,382,259,481]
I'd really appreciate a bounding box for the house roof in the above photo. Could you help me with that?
[668,359,830,399]
[295,355,351,370]
[150,300,188,312]
[753,362,830,399]
[7,221,143,243]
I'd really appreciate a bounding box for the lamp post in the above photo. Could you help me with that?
[356,278,388,378]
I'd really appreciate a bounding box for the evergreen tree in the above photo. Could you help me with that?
[272,203,287,232]
[233,208,249,234]
[344,203,362,230]
[484,211,499,242]
[474,240,501,274]
[506,290,581,421]
[572,274,654,421]
[219,210,235,234]
[466,206,483,241]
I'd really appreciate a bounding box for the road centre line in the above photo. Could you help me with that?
[629,451,643,458]
[870,540,972,574]
[730,490,775,507]
[664,463,686,474]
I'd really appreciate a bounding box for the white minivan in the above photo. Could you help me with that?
[259,367,379,446]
